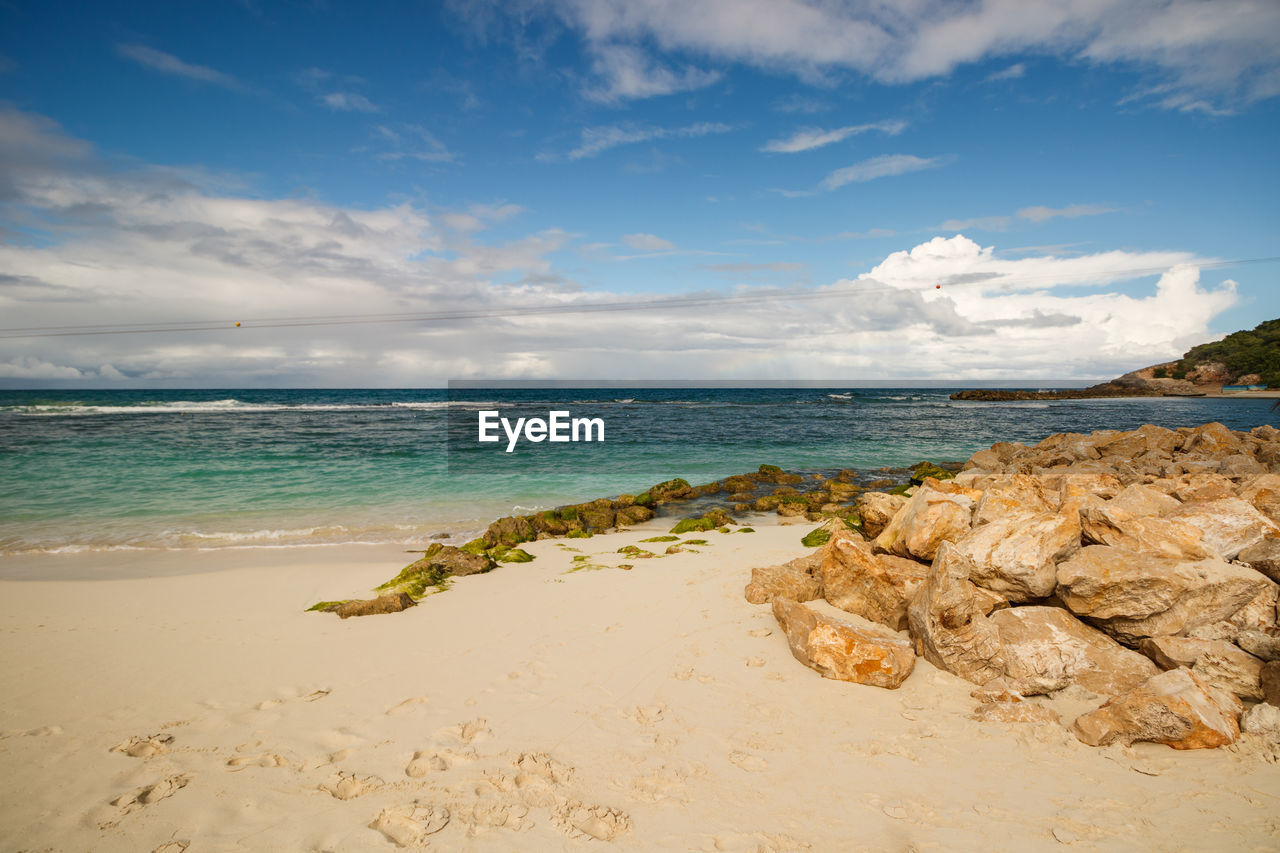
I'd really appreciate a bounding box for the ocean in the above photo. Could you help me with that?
[1,387,1275,555]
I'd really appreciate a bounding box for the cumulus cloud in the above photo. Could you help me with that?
[761,119,906,153]
[0,108,1240,384]
[115,43,242,90]
[516,0,1280,113]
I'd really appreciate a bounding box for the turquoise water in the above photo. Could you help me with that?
[0,388,1275,553]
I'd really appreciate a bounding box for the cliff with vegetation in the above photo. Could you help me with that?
[953,318,1279,401]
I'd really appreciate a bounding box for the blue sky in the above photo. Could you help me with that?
[0,1,1277,385]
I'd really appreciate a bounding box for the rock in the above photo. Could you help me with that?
[615,504,655,525]
[820,526,926,631]
[1055,472,1123,505]
[972,474,1054,525]
[1239,473,1280,524]
[1236,628,1280,662]
[329,593,417,619]
[1229,580,1279,632]
[1220,454,1268,482]
[1263,661,1280,705]
[854,492,909,539]
[744,554,822,605]
[484,515,535,548]
[1079,499,1209,559]
[1056,545,1272,644]
[873,483,975,562]
[1108,483,1182,517]
[1238,538,1280,583]
[991,606,1159,697]
[776,501,807,517]
[1183,422,1245,457]
[906,542,1005,685]
[1070,668,1242,749]
[1094,424,1180,459]
[643,478,695,504]
[722,474,757,493]
[771,598,916,689]
[1240,702,1280,740]
[1164,497,1280,559]
[1173,472,1237,502]
[1138,636,1264,700]
[955,510,1081,602]
[410,543,495,578]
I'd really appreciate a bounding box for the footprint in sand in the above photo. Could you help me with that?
[111,733,174,758]
[301,688,331,702]
[227,753,290,769]
[321,771,383,800]
[748,629,773,638]
[746,657,766,667]
[630,764,692,804]
[370,802,451,848]
[255,699,285,710]
[728,750,768,772]
[439,717,489,745]
[510,752,575,807]
[108,774,192,821]
[454,799,530,836]
[151,842,190,853]
[386,696,429,716]
[405,747,476,777]
[551,800,631,842]
[624,704,667,726]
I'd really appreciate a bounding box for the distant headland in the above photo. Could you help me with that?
[953,318,1280,401]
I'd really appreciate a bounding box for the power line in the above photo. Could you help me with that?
[1,254,1276,340]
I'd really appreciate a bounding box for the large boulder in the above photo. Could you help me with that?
[744,554,822,605]
[1238,538,1280,584]
[1164,497,1280,559]
[1236,628,1280,662]
[1173,472,1236,503]
[955,510,1081,602]
[1070,668,1242,749]
[1240,702,1280,740]
[874,482,976,562]
[771,598,915,689]
[1182,422,1245,458]
[854,492,908,539]
[1093,424,1180,459]
[1078,499,1209,559]
[820,526,925,631]
[1263,661,1280,705]
[1239,473,1280,524]
[972,474,1054,525]
[328,593,418,619]
[991,606,1159,697]
[1138,636,1265,700]
[906,542,1005,685]
[1055,545,1271,644]
[409,543,495,578]
[1108,483,1182,517]
[484,515,535,548]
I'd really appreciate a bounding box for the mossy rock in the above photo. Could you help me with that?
[647,478,695,503]
[616,504,656,525]
[753,495,782,511]
[888,483,914,496]
[732,502,753,513]
[484,514,536,548]
[867,478,895,489]
[489,547,534,563]
[772,486,800,497]
[670,516,716,534]
[694,481,723,496]
[640,535,680,542]
[306,600,351,612]
[375,563,453,599]
[459,538,489,556]
[566,528,593,539]
[616,545,655,558]
[680,539,709,546]
[722,474,757,492]
[530,510,570,536]
[633,491,654,507]
[801,527,832,548]
[909,461,955,485]
[776,473,804,485]
[559,506,580,520]
[664,545,686,555]
[737,527,755,533]
[758,464,784,476]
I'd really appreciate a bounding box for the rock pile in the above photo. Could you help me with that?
[746,421,1280,750]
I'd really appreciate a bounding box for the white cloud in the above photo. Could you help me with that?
[556,121,734,160]
[987,62,1026,81]
[322,92,380,112]
[530,0,1280,113]
[371,124,456,162]
[584,44,722,102]
[818,154,944,191]
[1017,203,1118,222]
[115,44,241,90]
[621,233,676,251]
[761,119,906,153]
[0,108,1241,384]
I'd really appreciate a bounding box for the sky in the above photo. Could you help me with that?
[0,0,1277,387]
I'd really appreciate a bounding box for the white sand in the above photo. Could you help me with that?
[1,517,1277,852]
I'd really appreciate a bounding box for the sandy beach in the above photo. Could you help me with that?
[2,514,1277,852]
